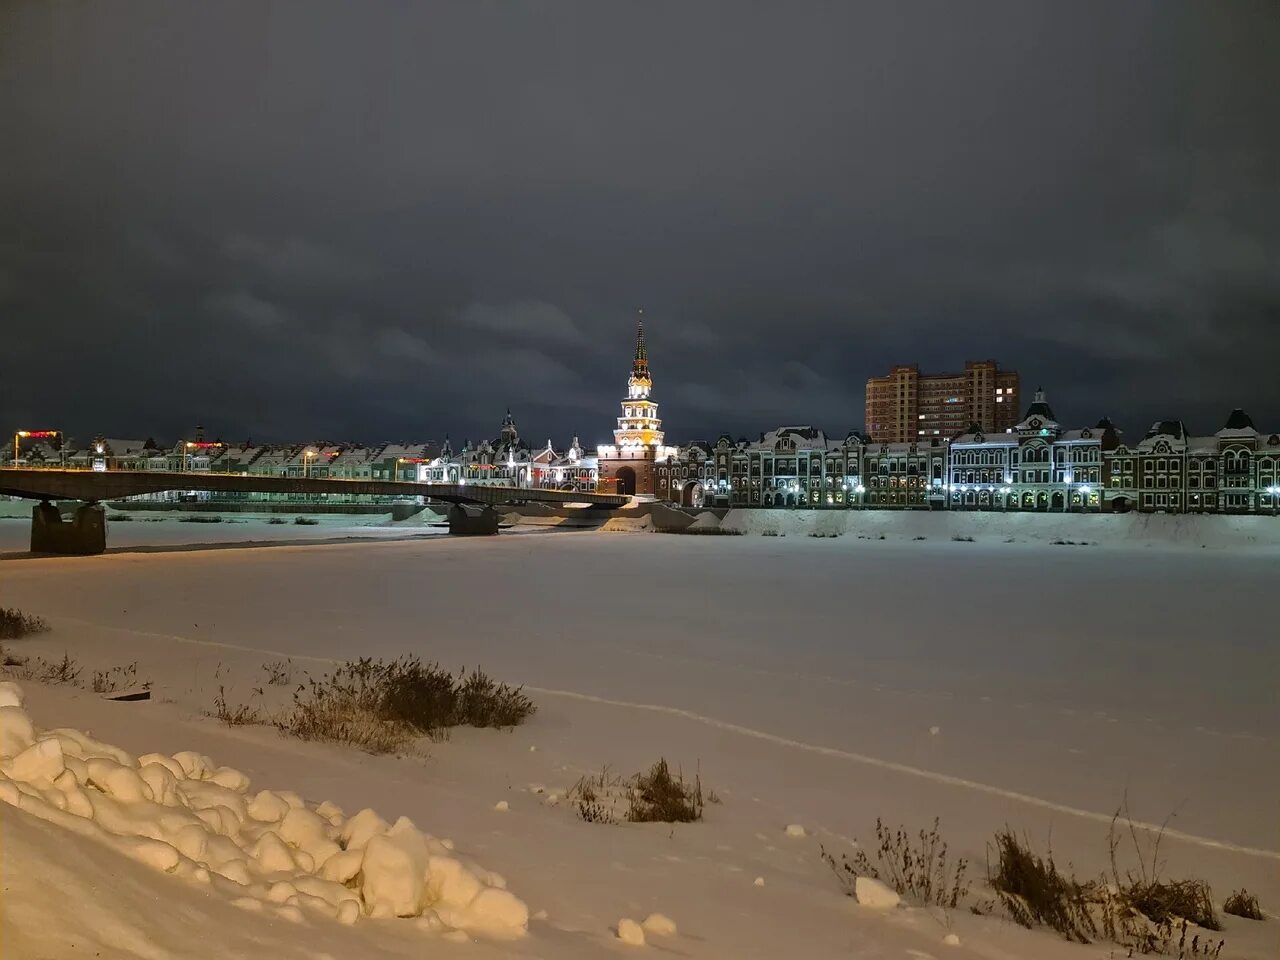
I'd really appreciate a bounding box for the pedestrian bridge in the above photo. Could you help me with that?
[0,468,628,554]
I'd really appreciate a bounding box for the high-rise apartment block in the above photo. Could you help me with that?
[865,361,1019,443]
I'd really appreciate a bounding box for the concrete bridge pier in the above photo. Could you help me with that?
[31,502,107,555]
[447,504,500,536]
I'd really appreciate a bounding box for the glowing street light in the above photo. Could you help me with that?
[12,429,61,467]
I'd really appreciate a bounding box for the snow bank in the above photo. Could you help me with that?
[0,682,527,939]
[717,508,1280,549]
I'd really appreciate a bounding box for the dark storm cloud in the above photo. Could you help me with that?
[2,0,1277,447]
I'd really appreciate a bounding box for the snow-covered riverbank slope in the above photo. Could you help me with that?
[2,532,1276,958]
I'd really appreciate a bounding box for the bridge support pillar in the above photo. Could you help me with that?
[447,504,500,536]
[31,502,107,555]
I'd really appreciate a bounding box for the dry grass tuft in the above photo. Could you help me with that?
[213,686,263,726]
[823,817,969,909]
[988,829,1095,942]
[570,758,706,825]
[0,607,51,640]
[261,659,294,686]
[627,758,704,823]
[1223,890,1263,921]
[5,651,82,685]
[92,662,147,694]
[265,656,534,754]
[985,815,1227,956]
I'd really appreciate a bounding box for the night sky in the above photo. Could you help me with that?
[3,2,1278,448]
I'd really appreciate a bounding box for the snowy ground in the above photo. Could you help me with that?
[2,528,1277,958]
[0,507,446,555]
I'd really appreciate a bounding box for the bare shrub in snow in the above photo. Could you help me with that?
[178,515,223,523]
[261,658,294,686]
[294,516,319,525]
[570,759,706,824]
[986,817,1227,956]
[569,769,620,824]
[1223,890,1263,921]
[267,516,286,524]
[92,662,147,694]
[988,829,1096,942]
[272,657,534,754]
[1107,811,1221,933]
[627,759,703,823]
[5,652,81,685]
[0,607,50,640]
[823,817,968,909]
[951,535,975,543]
[213,686,263,726]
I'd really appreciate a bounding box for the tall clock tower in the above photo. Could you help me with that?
[597,313,677,497]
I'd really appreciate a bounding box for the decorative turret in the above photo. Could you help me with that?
[499,409,518,445]
[1024,387,1056,422]
[632,311,649,379]
[1218,408,1257,436]
[1015,387,1061,436]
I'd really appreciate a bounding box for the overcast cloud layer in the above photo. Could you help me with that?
[2,1,1278,447]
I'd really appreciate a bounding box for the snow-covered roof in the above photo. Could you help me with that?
[753,426,847,452]
[100,438,158,456]
[949,428,1017,447]
[1056,427,1107,444]
[374,443,439,461]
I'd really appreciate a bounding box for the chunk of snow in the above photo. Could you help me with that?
[208,766,250,792]
[784,823,806,838]
[0,705,36,758]
[361,824,430,917]
[6,737,65,784]
[493,800,509,812]
[642,912,677,936]
[754,876,765,887]
[854,876,901,910]
[247,789,289,822]
[341,807,390,851]
[0,681,26,708]
[171,750,215,779]
[944,932,961,946]
[616,917,646,945]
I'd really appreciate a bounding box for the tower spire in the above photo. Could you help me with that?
[632,310,648,377]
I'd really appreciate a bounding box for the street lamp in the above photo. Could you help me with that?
[303,449,318,479]
[1267,485,1279,517]
[13,430,63,468]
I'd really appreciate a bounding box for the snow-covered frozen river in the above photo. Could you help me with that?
[0,511,444,554]
[3,529,1276,910]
